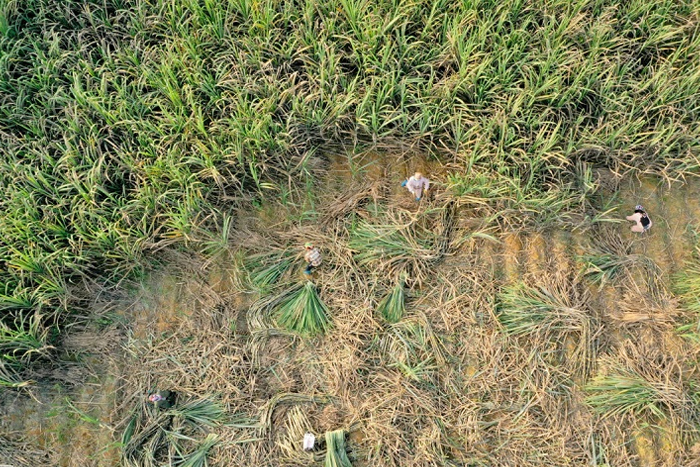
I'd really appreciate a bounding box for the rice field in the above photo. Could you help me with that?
[1,0,700,465]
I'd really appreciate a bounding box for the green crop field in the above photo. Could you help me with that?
[1,0,700,465]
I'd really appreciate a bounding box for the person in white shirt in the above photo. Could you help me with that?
[401,172,430,201]
[626,205,652,233]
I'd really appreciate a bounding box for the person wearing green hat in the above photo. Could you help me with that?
[303,242,322,275]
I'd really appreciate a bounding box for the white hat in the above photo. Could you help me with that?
[303,432,315,451]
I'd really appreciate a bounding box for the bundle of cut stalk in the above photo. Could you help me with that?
[585,342,698,428]
[277,281,330,336]
[376,277,406,323]
[324,429,352,467]
[248,283,303,331]
[349,213,438,285]
[277,406,316,464]
[122,398,224,467]
[245,250,293,292]
[496,275,596,378]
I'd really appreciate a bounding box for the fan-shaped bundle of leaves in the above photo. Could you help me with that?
[177,434,219,467]
[497,283,589,336]
[122,398,225,467]
[349,213,438,283]
[245,250,293,292]
[585,371,673,420]
[497,279,595,376]
[585,343,700,432]
[277,281,330,336]
[324,429,352,467]
[171,399,227,428]
[376,278,406,323]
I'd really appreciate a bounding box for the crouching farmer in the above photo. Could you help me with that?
[401,172,430,201]
[626,205,652,233]
[303,242,322,275]
[148,390,177,409]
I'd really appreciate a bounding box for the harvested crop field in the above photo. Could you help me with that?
[124,161,700,467]
[1,0,700,466]
[8,155,700,467]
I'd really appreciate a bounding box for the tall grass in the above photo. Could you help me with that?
[0,313,50,363]
[2,1,700,464]
[674,264,700,315]
[0,0,698,401]
[673,243,700,341]
[673,243,700,315]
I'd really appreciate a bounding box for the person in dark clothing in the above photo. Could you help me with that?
[148,390,177,409]
[626,205,652,233]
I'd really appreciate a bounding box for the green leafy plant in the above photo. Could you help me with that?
[245,250,293,292]
[277,282,330,336]
[497,283,589,337]
[0,312,50,363]
[176,433,219,467]
[585,371,671,419]
[324,429,352,467]
[172,399,226,429]
[376,278,406,323]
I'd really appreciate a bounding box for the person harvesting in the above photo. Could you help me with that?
[148,390,177,409]
[626,205,652,233]
[303,242,322,275]
[401,172,430,201]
